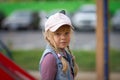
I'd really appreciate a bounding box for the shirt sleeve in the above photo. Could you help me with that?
[40,53,57,80]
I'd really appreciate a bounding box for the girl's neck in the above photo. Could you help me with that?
[59,48,65,52]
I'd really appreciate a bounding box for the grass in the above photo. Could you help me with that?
[110,49,120,72]
[73,50,96,71]
[11,49,43,70]
[7,49,120,72]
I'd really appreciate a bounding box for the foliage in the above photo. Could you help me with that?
[0,1,83,15]
[0,0,95,2]
[0,1,120,17]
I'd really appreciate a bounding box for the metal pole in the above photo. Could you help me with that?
[103,0,109,80]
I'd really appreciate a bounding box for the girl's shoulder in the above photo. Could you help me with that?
[43,52,56,62]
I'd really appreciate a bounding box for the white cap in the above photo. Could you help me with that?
[45,12,73,32]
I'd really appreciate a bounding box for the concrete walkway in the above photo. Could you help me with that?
[28,71,120,80]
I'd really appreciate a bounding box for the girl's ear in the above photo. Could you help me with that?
[47,37,51,41]
[44,32,50,41]
[59,10,66,15]
[47,33,53,42]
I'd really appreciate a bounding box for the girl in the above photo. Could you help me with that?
[39,10,78,80]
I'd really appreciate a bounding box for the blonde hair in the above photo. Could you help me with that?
[44,26,78,77]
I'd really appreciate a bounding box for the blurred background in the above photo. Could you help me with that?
[0,0,120,80]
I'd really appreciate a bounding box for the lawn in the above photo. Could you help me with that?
[9,49,120,72]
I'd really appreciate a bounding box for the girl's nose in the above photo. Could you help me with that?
[61,34,66,39]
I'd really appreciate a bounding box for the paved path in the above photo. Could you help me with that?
[0,31,120,50]
[28,71,120,80]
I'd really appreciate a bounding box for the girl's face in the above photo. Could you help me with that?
[53,25,71,49]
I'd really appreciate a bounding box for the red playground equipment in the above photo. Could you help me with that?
[0,52,36,80]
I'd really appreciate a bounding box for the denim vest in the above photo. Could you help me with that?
[40,45,74,80]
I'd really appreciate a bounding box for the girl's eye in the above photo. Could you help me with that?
[65,32,70,35]
[55,33,60,36]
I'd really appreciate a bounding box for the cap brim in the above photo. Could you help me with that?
[49,23,74,32]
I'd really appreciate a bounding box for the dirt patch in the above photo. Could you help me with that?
[28,71,120,80]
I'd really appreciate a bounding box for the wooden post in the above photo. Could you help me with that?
[96,0,109,80]
[96,0,104,80]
